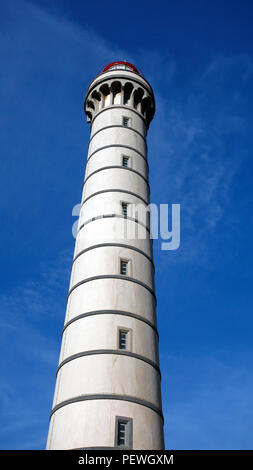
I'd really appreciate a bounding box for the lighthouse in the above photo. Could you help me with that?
[46,61,164,450]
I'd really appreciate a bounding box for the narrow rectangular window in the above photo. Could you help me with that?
[123,116,129,127]
[120,260,128,276]
[117,421,127,446]
[122,156,129,167]
[115,417,133,448]
[122,202,128,218]
[119,330,127,350]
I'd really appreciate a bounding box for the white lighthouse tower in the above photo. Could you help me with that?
[46,61,164,450]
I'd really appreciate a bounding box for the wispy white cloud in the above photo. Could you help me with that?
[0,249,72,358]
[202,54,253,83]
[148,54,252,267]
[0,248,73,448]
[0,0,109,449]
[0,0,124,449]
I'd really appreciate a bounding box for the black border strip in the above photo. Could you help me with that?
[77,214,150,236]
[73,243,154,268]
[62,310,158,337]
[67,275,156,302]
[89,125,147,145]
[83,165,150,188]
[86,144,147,165]
[81,189,149,207]
[50,394,163,421]
[56,350,161,377]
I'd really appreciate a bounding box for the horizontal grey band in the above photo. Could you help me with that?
[87,144,147,165]
[83,165,150,189]
[90,105,147,129]
[81,189,149,207]
[57,350,161,377]
[50,394,163,421]
[73,243,154,268]
[62,310,158,337]
[67,275,156,302]
[77,213,150,236]
[89,125,147,145]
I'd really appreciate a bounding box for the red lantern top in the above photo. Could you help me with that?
[101,61,142,76]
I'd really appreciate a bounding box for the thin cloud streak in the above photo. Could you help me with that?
[147,54,251,267]
[0,1,124,449]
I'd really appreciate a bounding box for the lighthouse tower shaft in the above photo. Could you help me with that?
[47,62,164,450]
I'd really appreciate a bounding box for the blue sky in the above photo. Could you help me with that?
[1,0,253,449]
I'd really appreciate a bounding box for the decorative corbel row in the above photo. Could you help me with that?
[85,79,154,127]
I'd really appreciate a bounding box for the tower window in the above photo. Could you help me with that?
[120,260,128,276]
[119,330,127,350]
[115,417,133,448]
[122,116,130,127]
[122,202,128,218]
[122,156,129,167]
[118,421,127,445]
